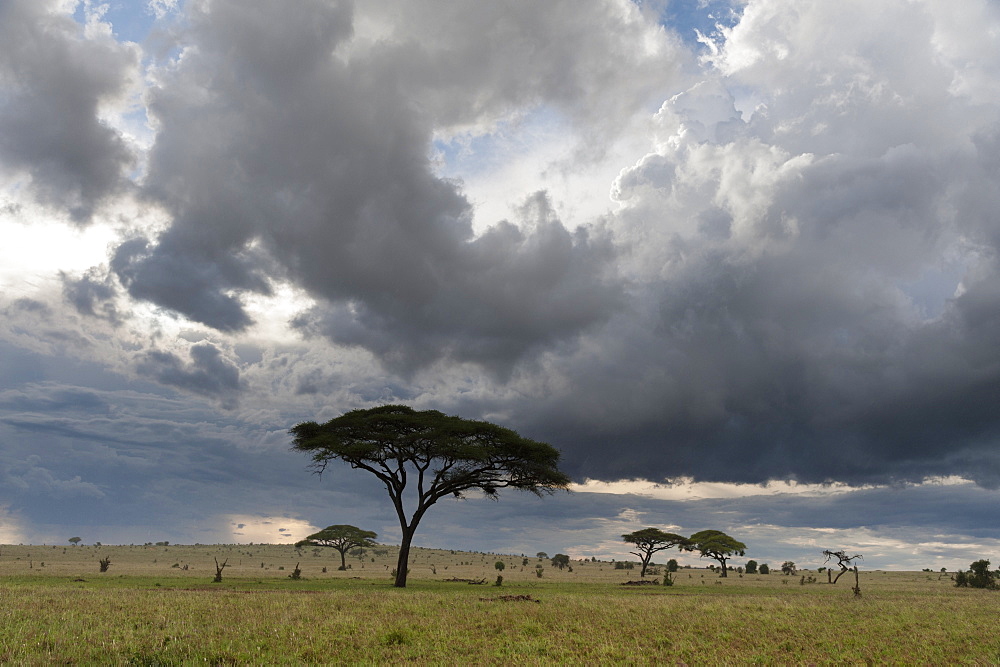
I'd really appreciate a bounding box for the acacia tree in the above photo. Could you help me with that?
[551,554,570,570]
[297,524,378,571]
[822,549,863,584]
[621,528,687,578]
[683,530,746,577]
[291,404,570,587]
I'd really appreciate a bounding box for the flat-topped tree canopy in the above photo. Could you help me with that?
[290,404,571,587]
[297,524,378,571]
[622,527,688,578]
[684,529,747,577]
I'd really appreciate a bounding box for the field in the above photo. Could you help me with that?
[2,543,998,664]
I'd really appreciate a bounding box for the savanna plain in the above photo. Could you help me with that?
[1,543,998,664]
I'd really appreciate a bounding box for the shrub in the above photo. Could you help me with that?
[759,563,770,574]
[956,560,998,589]
[745,560,758,575]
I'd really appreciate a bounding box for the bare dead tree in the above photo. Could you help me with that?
[823,549,863,584]
[213,557,228,583]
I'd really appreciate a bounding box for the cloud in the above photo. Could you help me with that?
[106,0,658,373]
[137,342,244,408]
[0,0,139,222]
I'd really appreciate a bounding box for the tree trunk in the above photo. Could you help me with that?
[719,559,728,577]
[394,527,415,588]
[338,548,347,571]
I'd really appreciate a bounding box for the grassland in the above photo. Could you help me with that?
[2,543,998,664]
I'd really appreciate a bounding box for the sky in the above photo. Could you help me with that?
[2,0,1000,571]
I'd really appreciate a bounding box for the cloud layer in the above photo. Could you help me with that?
[3,0,1000,560]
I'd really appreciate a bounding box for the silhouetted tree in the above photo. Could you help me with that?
[781,561,796,575]
[683,530,746,577]
[291,405,570,587]
[621,528,687,578]
[297,525,377,571]
[745,559,758,574]
[822,549,863,584]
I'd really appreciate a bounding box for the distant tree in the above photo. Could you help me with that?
[495,560,506,572]
[297,525,378,571]
[621,528,687,578]
[955,560,998,590]
[822,549,863,584]
[551,554,570,570]
[759,563,770,574]
[291,405,570,587]
[213,557,228,583]
[781,561,796,575]
[683,530,746,577]
[68,537,81,546]
[536,552,548,559]
[667,558,679,573]
[745,560,758,575]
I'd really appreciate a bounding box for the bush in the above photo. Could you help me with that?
[956,560,998,589]
[759,563,770,574]
[745,560,758,575]
[667,559,679,572]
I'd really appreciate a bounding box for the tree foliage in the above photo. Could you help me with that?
[781,561,796,575]
[291,404,570,587]
[621,527,687,578]
[297,524,378,571]
[551,554,570,570]
[955,559,998,590]
[745,559,758,574]
[683,530,746,577]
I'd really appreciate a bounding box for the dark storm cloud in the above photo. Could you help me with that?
[464,0,1000,489]
[109,0,635,371]
[0,0,138,222]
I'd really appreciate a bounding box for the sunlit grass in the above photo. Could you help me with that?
[1,544,998,663]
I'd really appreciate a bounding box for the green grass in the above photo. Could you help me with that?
[2,544,998,664]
